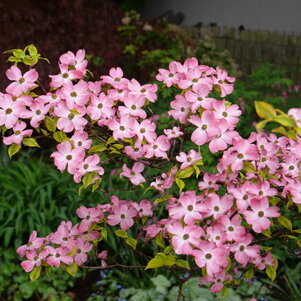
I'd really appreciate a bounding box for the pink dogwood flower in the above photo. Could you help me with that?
[168,222,202,255]
[50,141,85,174]
[243,198,280,233]
[176,150,202,169]
[6,66,38,96]
[120,162,146,185]
[3,121,33,145]
[193,242,229,276]
[107,203,137,230]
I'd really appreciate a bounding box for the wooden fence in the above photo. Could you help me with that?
[184,26,301,83]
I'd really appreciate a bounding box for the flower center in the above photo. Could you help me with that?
[183,234,189,240]
[68,113,74,120]
[205,253,212,260]
[228,226,234,232]
[187,205,194,211]
[258,210,264,217]
[214,206,220,212]
[66,155,72,160]
[18,77,25,84]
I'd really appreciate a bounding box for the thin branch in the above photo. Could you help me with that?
[79,263,146,270]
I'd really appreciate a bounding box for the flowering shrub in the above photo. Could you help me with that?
[2,45,301,299]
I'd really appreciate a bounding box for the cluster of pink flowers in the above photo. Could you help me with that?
[17,197,153,272]
[3,49,301,294]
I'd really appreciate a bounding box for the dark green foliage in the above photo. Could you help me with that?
[228,63,300,137]
[0,148,102,249]
[0,248,79,301]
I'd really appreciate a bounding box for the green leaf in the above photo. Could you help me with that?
[53,131,68,143]
[125,237,137,249]
[30,265,41,282]
[293,229,301,234]
[13,49,25,58]
[256,120,269,132]
[176,166,194,179]
[145,257,165,270]
[66,262,78,277]
[40,57,50,64]
[115,229,128,238]
[277,216,293,231]
[44,116,57,132]
[175,178,185,192]
[254,101,277,120]
[7,56,21,63]
[23,55,34,66]
[272,126,291,137]
[193,164,201,178]
[221,286,228,297]
[28,45,38,56]
[297,239,301,248]
[243,161,256,173]
[274,114,296,127]
[262,228,272,238]
[100,228,108,240]
[82,172,97,188]
[294,126,301,136]
[106,136,116,145]
[176,259,190,270]
[245,267,254,280]
[88,145,107,153]
[266,264,277,282]
[8,143,21,158]
[164,254,176,267]
[67,245,77,257]
[193,159,203,166]
[92,178,102,192]
[163,245,173,254]
[22,138,40,148]
[163,194,173,200]
[269,196,280,206]
[286,235,298,240]
[155,232,165,248]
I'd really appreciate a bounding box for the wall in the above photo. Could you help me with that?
[140,0,301,34]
